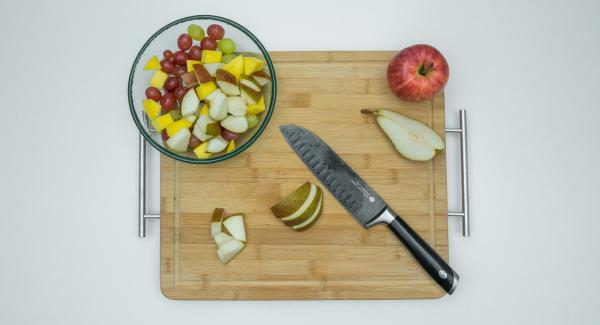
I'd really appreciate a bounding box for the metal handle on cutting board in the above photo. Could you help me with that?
[137,109,472,238]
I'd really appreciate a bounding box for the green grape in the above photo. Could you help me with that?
[246,114,259,129]
[187,24,205,41]
[222,53,237,64]
[218,38,236,54]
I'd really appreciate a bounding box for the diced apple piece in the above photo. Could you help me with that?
[226,139,235,153]
[243,57,264,76]
[150,70,169,89]
[144,55,160,70]
[223,214,246,242]
[220,115,248,133]
[166,128,191,152]
[181,88,200,117]
[201,50,222,64]
[246,96,265,115]
[210,208,225,237]
[206,135,228,153]
[193,64,213,84]
[166,119,192,137]
[240,75,260,92]
[186,60,202,72]
[216,69,240,96]
[213,232,234,247]
[151,113,174,132]
[226,96,247,116]
[180,71,198,88]
[222,55,243,80]
[252,71,270,86]
[193,142,212,159]
[142,99,161,119]
[195,81,217,100]
[239,83,261,105]
[209,91,228,121]
[203,63,224,77]
[216,239,245,264]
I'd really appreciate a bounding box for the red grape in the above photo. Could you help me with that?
[189,134,202,149]
[145,87,162,101]
[174,86,189,102]
[221,129,239,142]
[164,77,180,92]
[173,65,186,78]
[178,34,193,50]
[188,45,202,60]
[207,24,224,40]
[200,37,217,50]
[160,59,175,73]
[173,50,186,66]
[161,129,169,141]
[163,50,174,60]
[160,92,176,111]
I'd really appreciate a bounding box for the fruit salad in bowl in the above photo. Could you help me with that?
[128,16,276,164]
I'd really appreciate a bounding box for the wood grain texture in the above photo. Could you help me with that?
[160,51,449,300]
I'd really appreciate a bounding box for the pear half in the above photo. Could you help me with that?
[363,109,445,161]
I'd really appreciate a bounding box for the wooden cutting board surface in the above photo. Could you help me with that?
[160,51,448,300]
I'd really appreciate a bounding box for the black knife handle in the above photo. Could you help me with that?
[386,210,459,294]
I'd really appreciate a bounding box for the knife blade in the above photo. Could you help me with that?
[280,124,459,295]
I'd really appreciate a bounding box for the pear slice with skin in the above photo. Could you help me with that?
[271,182,313,219]
[223,214,246,242]
[213,232,234,247]
[281,186,322,227]
[216,239,245,264]
[210,208,225,237]
[292,190,323,231]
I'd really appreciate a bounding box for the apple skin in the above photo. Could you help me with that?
[387,44,449,102]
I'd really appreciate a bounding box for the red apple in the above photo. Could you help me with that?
[387,44,449,102]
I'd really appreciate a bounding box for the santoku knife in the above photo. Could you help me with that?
[280,124,459,294]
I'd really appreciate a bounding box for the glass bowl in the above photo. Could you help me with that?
[128,15,277,164]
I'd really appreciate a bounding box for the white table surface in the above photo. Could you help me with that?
[1,0,599,324]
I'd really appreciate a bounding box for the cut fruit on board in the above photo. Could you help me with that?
[271,182,323,231]
[216,239,245,264]
[223,214,246,242]
[210,208,225,237]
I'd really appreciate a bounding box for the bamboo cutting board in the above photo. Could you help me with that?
[160,51,449,300]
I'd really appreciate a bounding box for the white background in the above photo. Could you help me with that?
[1,0,599,324]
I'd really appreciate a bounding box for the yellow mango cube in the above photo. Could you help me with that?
[199,103,209,116]
[243,57,264,76]
[151,113,174,132]
[226,139,236,153]
[223,55,244,80]
[201,50,222,64]
[144,55,160,70]
[166,119,192,137]
[186,60,202,72]
[195,82,217,100]
[150,70,168,89]
[246,97,265,115]
[142,99,161,119]
[193,142,212,159]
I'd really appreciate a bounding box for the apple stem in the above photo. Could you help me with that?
[418,62,434,76]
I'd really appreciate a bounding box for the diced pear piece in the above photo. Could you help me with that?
[216,69,240,96]
[243,57,264,76]
[226,96,247,116]
[192,115,215,141]
[376,115,436,161]
[205,121,222,136]
[203,63,224,77]
[239,83,261,105]
[206,135,228,153]
[375,109,445,150]
[204,89,223,103]
[209,91,228,121]
[220,115,248,133]
[166,128,191,152]
[185,114,197,123]
[213,232,234,247]
[144,55,160,70]
[216,239,245,264]
[223,214,246,242]
[239,75,260,92]
[252,71,270,86]
[181,88,200,117]
[210,208,225,237]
